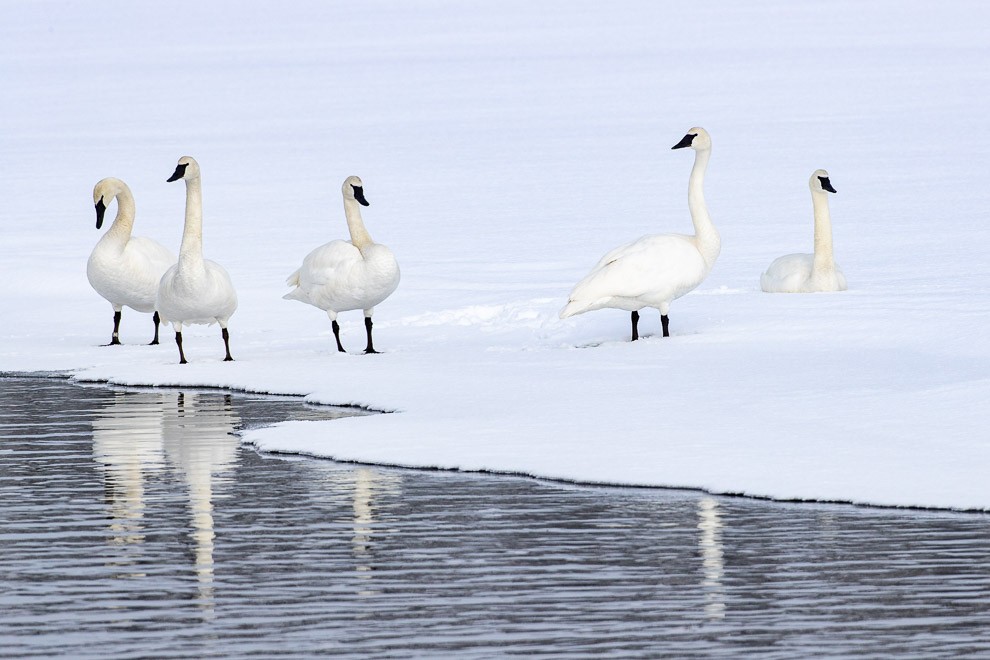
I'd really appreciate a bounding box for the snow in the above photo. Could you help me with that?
[3,1,989,510]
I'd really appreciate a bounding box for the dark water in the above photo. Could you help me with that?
[1,376,989,658]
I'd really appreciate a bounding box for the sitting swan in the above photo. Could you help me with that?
[87,177,176,345]
[157,157,238,364]
[560,127,720,340]
[760,170,846,293]
[283,176,400,354]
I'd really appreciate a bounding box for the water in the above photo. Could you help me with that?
[1,376,989,658]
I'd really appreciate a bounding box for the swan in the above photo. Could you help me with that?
[283,176,400,354]
[760,170,846,293]
[560,127,720,340]
[86,177,176,345]
[157,156,238,364]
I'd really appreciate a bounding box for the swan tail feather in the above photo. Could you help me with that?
[559,299,594,319]
[283,269,308,302]
[283,288,306,302]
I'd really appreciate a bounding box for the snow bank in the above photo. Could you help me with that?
[2,1,988,510]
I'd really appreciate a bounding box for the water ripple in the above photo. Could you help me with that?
[1,377,989,657]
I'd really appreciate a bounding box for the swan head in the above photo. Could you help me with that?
[342,175,370,206]
[671,127,711,151]
[811,169,837,194]
[167,156,201,183]
[92,177,128,229]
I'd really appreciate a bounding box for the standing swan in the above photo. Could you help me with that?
[560,127,720,340]
[760,170,846,293]
[157,157,238,364]
[87,177,176,345]
[283,176,400,354]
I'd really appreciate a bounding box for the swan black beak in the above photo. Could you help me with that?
[167,163,188,183]
[352,185,370,206]
[818,176,837,193]
[95,197,106,229]
[671,133,696,150]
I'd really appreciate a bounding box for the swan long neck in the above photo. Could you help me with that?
[811,191,836,274]
[688,147,719,268]
[344,198,374,250]
[106,188,136,242]
[179,177,205,268]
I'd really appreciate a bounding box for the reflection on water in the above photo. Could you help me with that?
[697,496,725,620]
[92,389,240,613]
[324,467,403,597]
[92,391,166,551]
[162,391,239,613]
[2,377,990,658]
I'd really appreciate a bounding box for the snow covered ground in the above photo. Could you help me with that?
[3,1,989,510]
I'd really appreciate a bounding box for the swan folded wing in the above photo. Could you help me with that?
[589,238,643,272]
[126,236,176,274]
[761,253,815,292]
[287,240,390,311]
[296,241,361,286]
[92,236,175,313]
[570,234,706,303]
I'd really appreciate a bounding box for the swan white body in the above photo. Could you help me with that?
[560,127,720,339]
[761,169,846,293]
[87,177,175,344]
[157,156,238,363]
[284,176,400,353]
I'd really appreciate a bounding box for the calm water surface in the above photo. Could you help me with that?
[1,376,989,658]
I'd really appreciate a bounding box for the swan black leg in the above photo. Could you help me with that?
[175,331,187,365]
[221,327,234,362]
[364,316,379,354]
[331,320,346,353]
[150,312,161,345]
[630,311,640,341]
[107,310,122,346]
[661,314,670,338]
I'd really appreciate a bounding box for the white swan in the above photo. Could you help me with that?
[284,176,400,354]
[560,127,720,340]
[760,169,846,293]
[87,177,176,345]
[157,157,238,364]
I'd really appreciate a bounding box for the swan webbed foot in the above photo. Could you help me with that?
[363,316,379,354]
[175,331,188,365]
[221,327,234,362]
[630,311,640,341]
[660,314,670,338]
[149,312,161,345]
[105,310,123,346]
[331,320,346,353]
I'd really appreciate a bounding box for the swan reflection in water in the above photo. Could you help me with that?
[91,390,167,555]
[312,465,401,598]
[91,388,240,613]
[163,391,240,613]
[697,496,726,619]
